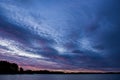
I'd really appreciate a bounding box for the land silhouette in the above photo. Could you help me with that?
[0,60,119,74]
[0,61,65,74]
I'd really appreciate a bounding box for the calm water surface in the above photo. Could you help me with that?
[0,74,120,80]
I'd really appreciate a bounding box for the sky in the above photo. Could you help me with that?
[0,0,120,72]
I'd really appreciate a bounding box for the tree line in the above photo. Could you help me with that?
[0,60,64,74]
[0,61,23,74]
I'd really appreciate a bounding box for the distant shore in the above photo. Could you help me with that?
[0,60,120,74]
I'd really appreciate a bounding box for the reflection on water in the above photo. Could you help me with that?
[0,74,120,80]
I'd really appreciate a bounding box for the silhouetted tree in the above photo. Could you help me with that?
[11,63,19,72]
[20,67,24,72]
[0,61,19,74]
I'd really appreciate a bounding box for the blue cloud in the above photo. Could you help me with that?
[0,0,120,71]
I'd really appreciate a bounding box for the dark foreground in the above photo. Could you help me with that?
[0,74,120,80]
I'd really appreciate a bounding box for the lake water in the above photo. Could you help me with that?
[0,74,120,80]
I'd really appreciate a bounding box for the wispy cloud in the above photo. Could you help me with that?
[0,0,120,71]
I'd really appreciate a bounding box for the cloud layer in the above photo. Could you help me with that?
[0,0,120,71]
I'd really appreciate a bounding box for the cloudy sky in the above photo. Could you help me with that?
[0,0,120,72]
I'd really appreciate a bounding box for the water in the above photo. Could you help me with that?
[0,74,120,80]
